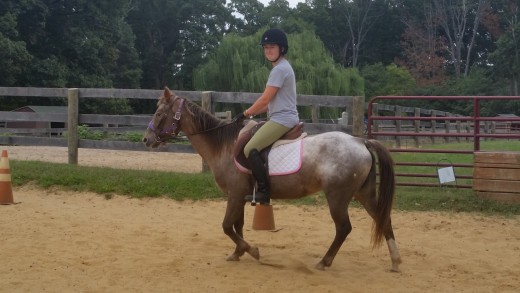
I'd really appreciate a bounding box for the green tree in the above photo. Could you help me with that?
[25,56,68,87]
[127,0,232,90]
[411,68,499,115]
[228,0,313,36]
[396,5,447,87]
[397,0,492,79]
[194,29,364,96]
[228,0,268,35]
[361,63,416,100]
[296,0,403,68]
[296,0,342,64]
[194,29,364,118]
[431,0,489,78]
[1,0,141,113]
[0,4,32,86]
[193,31,269,93]
[1,0,142,89]
[489,14,520,95]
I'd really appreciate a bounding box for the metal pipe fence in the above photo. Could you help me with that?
[367,96,520,189]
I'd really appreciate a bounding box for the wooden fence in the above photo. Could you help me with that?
[474,151,520,203]
[0,87,364,164]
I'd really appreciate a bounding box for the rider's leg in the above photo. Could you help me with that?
[244,121,290,204]
[245,148,270,204]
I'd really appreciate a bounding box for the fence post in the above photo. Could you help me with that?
[431,110,437,144]
[456,116,462,142]
[371,102,379,137]
[414,107,420,147]
[202,91,213,113]
[491,121,496,141]
[311,105,319,123]
[395,105,402,148]
[484,121,490,141]
[67,88,79,165]
[466,118,472,142]
[201,91,213,172]
[352,96,364,137]
[445,113,451,143]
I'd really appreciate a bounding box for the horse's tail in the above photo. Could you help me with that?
[364,139,395,248]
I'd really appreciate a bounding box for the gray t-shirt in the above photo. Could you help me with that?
[266,58,299,128]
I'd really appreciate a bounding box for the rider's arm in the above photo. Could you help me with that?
[244,86,278,117]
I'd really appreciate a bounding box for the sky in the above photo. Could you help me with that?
[258,0,305,8]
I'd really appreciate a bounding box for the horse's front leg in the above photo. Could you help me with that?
[222,197,260,261]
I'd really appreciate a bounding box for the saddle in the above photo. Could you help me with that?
[233,120,305,170]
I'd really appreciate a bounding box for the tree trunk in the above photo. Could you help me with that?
[433,0,488,79]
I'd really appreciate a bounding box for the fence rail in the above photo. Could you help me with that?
[368,95,520,191]
[0,87,365,163]
[369,97,520,148]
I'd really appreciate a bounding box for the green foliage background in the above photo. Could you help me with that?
[193,29,365,118]
[1,0,519,116]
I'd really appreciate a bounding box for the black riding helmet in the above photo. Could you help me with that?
[260,28,289,55]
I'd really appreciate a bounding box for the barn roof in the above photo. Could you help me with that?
[12,106,67,114]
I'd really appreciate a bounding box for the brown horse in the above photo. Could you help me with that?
[142,87,402,271]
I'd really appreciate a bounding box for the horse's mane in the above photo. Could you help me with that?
[183,99,243,155]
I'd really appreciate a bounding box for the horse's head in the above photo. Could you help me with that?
[142,87,186,148]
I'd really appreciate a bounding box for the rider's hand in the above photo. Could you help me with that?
[232,112,246,123]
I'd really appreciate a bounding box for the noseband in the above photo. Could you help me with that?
[147,98,185,143]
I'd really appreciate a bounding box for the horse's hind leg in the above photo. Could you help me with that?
[355,184,402,272]
[316,191,353,270]
[382,218,401,272]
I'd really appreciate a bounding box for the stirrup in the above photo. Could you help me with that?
[244,188,270,206]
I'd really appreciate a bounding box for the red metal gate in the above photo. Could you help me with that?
[367,96,520,188]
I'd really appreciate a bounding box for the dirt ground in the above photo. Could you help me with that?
[1,146,519,292]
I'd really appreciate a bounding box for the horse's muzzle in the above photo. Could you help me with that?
[142,131,162,148]
[142,136,151,147]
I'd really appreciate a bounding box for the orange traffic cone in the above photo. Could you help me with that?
[0,149,14,205]
[252,204,275,231]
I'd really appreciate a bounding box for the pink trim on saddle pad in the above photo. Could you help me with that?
[234,158,251,174]
[234,140,303,176]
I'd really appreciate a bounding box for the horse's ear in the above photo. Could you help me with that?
[163,86,172,102]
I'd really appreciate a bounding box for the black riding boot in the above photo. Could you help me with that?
[244,149,270,205]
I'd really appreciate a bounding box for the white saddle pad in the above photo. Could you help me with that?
[268,139,303,176]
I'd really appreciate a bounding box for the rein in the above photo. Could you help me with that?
[189,121,237,135]
[147,97,237,142]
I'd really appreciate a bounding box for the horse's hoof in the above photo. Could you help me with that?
[390,258,401,272]
[390,264,400,272]
[248,246,260,260]
[314,262,326,271]
[226,254,240,261]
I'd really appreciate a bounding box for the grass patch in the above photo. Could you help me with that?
[396,186,520,216]
[283,187,520,216]
[387,140,520,215]
[11,160,223,201]
[9,159,520,216]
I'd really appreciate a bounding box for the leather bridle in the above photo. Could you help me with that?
[147,97,240,143]
[147,98,185,143]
